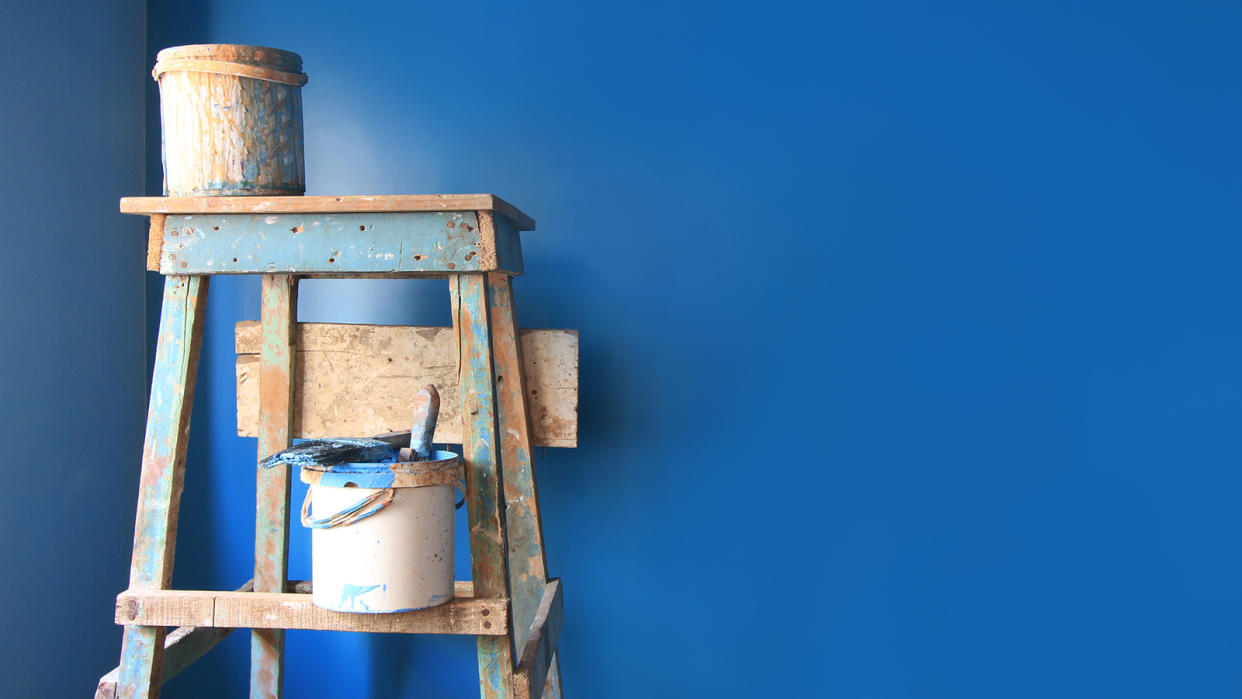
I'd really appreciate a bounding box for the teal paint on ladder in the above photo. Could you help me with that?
[453,274,514,697]
[160,210,521,275]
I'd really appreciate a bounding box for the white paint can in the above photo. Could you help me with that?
[299,451,462,613]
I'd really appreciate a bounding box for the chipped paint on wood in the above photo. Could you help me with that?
[253,274,297,699]
[452,274,516,697]
[154,45,305,196]
[158,210,523,275]
[487,273,564,698]
[118,275,209,699]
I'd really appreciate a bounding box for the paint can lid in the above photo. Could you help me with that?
[153,44,308,86]
[300,450,462,489]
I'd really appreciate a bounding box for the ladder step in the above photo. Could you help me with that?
[115,583,505,636]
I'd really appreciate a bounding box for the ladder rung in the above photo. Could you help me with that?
[115,584,505,636]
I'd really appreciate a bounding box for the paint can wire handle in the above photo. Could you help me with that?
[300,488,396,529]
[301,481,466,529]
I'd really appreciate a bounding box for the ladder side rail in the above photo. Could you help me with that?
[117,275,209,699]
[453,273,518,698]
[252,274,299,699]
[486,270,564,698]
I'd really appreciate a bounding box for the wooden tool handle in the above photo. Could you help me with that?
[407,384,440,461]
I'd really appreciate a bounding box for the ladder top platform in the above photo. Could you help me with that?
[120,194,536,231]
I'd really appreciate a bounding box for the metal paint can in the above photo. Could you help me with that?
[153,44,307,196]
[299,451,462,613]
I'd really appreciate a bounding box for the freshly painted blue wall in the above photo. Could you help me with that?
[138,1,1242,697]
[0,1,147,695]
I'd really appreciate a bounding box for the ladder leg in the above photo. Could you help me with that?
[252,274,298,698]
[486,273,564,699]
[118,275,209,699]
[452,274,516,698]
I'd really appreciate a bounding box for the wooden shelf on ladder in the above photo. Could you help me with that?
[96,195,573,699]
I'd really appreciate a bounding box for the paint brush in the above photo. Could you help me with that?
[259,437,396,469]
[400,384,440,462]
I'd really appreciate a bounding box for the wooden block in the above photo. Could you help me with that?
[156,210,523,276]
[113,589,507,636]
[116,590,214,627]
[234,322,579,448]
[514,580,564,699]
[120,194,535,231]
[146,215,165,272]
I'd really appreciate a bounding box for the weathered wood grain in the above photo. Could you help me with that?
[121,194,535,231]
[154,45,305,196]
[234,322,579,448]
[146,215,165,272]
[154,210,523,276]
[119,276,208,699]
[114,589,506,635]
[98,582,255,699]
[484,274,568,699]
[514,580,564,699]
[253,274,297,698]
[453,274,516,697]
[487,273,564,698]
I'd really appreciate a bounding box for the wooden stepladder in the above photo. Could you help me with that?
[97,194,571,699]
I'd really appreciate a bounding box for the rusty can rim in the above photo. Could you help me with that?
[153,44,307,86]
[299,450,462,489]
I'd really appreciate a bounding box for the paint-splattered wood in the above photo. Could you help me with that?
[154,45,305,196]
[234,321,579,448]
[452,274,516,697]
[153,210,523,276]
[97,581,254,699]
[486,273,564,698]
[119,275,208,699]
[114,589,506,635]
[120,194,535,231]
[254,274,297,699]
[514,580,564,699]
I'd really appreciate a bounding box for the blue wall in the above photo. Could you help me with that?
[0,1,147,696]
[69,0,1242,696]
